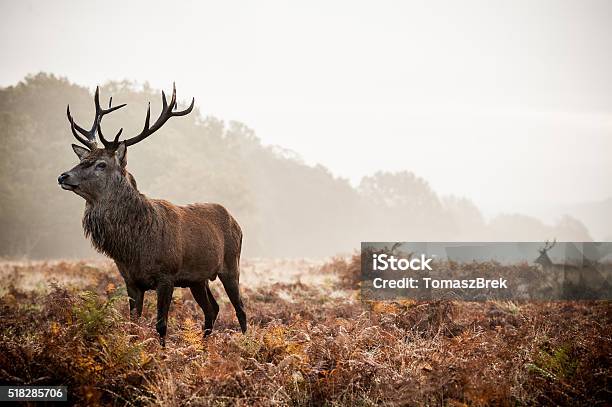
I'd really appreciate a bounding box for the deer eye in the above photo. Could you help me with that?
[95,162,107,170]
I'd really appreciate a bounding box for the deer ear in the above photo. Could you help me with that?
[115,143,127,167]
[72,144,90,161]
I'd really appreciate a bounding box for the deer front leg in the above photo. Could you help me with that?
[156,282,174,347]
[127,284,144,319]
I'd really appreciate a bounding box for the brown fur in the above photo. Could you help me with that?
[60,145,246,345]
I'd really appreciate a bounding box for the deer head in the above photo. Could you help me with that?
[535,239,556,267]
[58,84,194,202]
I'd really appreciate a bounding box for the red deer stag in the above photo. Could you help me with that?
[534,239,600,299]
[58,85,246,346]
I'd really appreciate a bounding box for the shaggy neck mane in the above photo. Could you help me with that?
[83,173,154,264]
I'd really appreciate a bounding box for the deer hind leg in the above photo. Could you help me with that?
[219,266,247,334]
[156,282,174,347]
[127,284,144,320]
[190,281,219,337]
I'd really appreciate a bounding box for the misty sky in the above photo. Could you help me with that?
[1,0,611,219]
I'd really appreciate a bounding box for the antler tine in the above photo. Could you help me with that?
[169,83,194,117]
[67,105,94,140]
[113,128,123,144]
[170,82,177,110]
[121,84,194,147]
[93,87,126,116]
[143,102,151,132]
[96,88,127,148]
[173,96,194,117]
[96,120,124,148]
[541,238,557,252]
[67,105,97,149]
[67,86,126,150]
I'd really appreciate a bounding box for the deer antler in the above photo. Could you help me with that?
[67,87,126,150]
[541,238,557,253]
[115,83,194,148]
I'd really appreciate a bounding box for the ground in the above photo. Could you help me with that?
[0,257,610,406]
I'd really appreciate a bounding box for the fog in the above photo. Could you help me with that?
[0,1,610,258]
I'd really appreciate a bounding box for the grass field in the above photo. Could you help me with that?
[0,257,610,406]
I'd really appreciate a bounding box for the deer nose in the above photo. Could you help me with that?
[58,173,70,184]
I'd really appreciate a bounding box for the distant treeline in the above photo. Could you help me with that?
[0,73,592,258]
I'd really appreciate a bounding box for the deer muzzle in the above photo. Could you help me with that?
[58,173,77,190]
